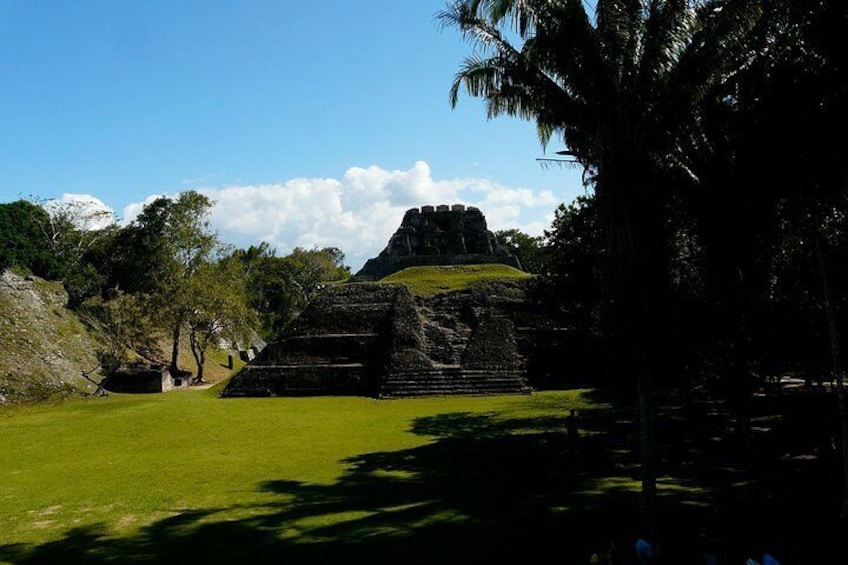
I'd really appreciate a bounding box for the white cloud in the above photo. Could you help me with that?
[44,193,117,230]
[124,161,562,271]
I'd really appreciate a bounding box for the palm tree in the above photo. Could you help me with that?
[440,0,763,511]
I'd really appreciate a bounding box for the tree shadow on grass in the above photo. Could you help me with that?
[0,402,649,564]
[584,386,847,563]
[1,395,842,564]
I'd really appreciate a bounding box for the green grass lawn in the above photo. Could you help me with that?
[0,387,609,563]
[0,384,840,564]
[377,264,531,297]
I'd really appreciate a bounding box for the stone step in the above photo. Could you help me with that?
[381,383,528,390]
[284,333,380,339]
[246,363,365,369]
[257,333,380,365]
[380,381,529,390]
[383,373,523,382]
[380,385,527,394]
[380,386,529,395]
[379,387,530,398]
[221,364,370,397]
[378,366,530,398]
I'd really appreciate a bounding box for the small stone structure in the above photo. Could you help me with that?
[103,365,189,394]
[351,204,521,281]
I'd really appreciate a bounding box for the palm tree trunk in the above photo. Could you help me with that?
[598,160,662,515]
[814,225,848,519]
[638,365,658,511]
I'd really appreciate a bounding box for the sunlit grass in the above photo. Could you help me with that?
[0,388,589,550]
[377,264,531,297]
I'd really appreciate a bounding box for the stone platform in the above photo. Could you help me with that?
[220,279,569,398]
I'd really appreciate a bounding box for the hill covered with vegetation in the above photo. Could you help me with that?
[0,270,98,404]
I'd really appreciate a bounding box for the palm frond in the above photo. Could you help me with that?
[529,0,608,105]
[444,0,590,144]
[596,0,646,87]
[664,0,764,114]
[637,0,697,98]
[464,0,541,35]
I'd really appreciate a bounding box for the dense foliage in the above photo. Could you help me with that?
[233,242,351,333]
[0,200,57,278]
[444,0,848,512]
[494,229,545,273]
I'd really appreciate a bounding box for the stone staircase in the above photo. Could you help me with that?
[419,303,472,366]
[379,367,530,398]
[382,297,530,398]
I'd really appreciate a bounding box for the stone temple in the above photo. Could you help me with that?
[221,205,566,399]
[351,204,521,281]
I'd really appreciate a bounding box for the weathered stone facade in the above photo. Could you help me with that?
[221,279,570,398]
[351,204,521,281]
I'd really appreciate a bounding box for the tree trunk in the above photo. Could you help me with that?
[597,157,663,515]
[170,324,181,375]
[198,349,206,383]
[729,264,756,451]
[188,329,206,384]
[815,227,848,519]
[638,366,658,512]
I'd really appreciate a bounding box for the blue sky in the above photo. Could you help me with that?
[0,0,586,270]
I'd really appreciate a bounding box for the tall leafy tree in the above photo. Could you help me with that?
[183,258,256,383]
[441,0,764,509]
[0,200,56,277]
[36,198,117,305]
[77,292,161,371]
[112,191,218,374]
[761,0,848,515]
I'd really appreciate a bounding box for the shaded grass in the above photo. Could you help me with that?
[377,264,530,297]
